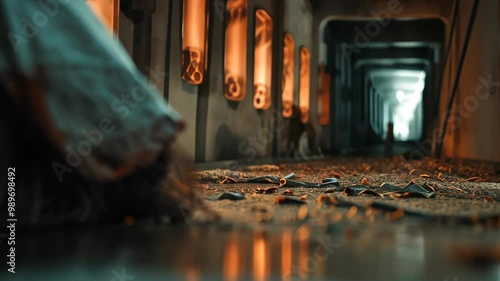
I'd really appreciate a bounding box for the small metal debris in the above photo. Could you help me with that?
[216,172,340,188]
[460,177,482,182]
[279,178,287,186]
[322,178,340,186]
[283,190,294,196]
[206,192,246,201]
[255,187,278,194]
[343,181,437,198]
[219,176,238,184]
[344,185,370,196]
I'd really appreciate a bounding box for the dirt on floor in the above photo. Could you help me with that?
[191,156,500,227]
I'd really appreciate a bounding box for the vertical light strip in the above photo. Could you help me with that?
[181,0,207,85]
[224,0,248,101]
[299,47,311,123]
[282,33,295,118]
[281,231,292,279]
[297,225,310,280]
[252,232,269,281]
[223,233,240,281]
[318,64,330,125]
[253,9,273,110]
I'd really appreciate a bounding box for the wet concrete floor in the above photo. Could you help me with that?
[3,156,499,281]
[3,219,499,281]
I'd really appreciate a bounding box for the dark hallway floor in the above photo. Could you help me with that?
[5,156,499,281]
[6,221,500,281]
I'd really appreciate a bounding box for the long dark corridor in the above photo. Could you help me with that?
[320,19,445,156]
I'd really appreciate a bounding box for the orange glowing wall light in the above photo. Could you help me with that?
[224,0,248,101]
[299,47,311,123]
[253,9,273,110]
[87,0,120,34]
[282,33,295,118]
[318,64,330,125]
[181,0,208,85]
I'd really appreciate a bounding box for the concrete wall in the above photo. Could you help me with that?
[149,0,170,96]
[117,0,314,162]
[439,0,500,162]
[115,0,500,163]
[119,1,199,159]
[118,11,134,56]
[202,0,282,162]
[277,0,314,156]
[183,0,314,162]
[164,0,198,159]
[284,0,314,108]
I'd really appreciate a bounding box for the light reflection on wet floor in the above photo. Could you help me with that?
[5,221,500,281]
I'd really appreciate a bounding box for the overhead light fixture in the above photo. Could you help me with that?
[396,90,405,102]
[318,64,330,125]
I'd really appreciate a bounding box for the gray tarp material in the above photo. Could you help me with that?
[0,0,181,181]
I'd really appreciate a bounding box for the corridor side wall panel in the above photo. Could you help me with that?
[166,0,198,159]
[276,0,314,157]
[440,0,500,162]
[203,0,278,162]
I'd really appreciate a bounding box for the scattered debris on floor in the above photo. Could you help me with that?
[343,181,437,198]
[206,192,246,201]
[255,186,278,194]
[195,157,500,226]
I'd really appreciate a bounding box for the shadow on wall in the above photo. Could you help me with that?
[214,124,246,161]
[278,105,304,157]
